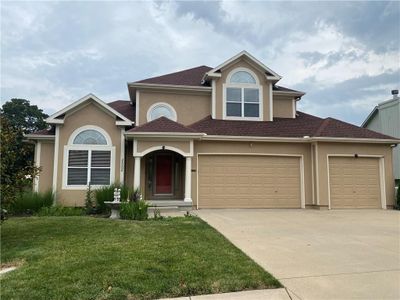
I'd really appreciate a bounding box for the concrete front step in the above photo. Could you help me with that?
[147,200,193,210]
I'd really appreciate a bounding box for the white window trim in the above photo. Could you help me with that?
[146,102,177,122]
[223,68,263,121]
[226,67,260,85]
[68,125,112,146]
[62,145,116,190]
[63,126,115,190]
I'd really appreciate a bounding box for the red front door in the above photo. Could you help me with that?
[155,154,173,194]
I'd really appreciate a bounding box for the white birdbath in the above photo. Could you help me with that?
[104,188,122,219]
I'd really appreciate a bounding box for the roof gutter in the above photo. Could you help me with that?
[125,132,206,139]
[25,134,55,141]
[127,82,212,93]
[201,135,400,144]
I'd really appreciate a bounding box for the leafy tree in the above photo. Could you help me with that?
[0,99,48,209]
[1,98,48,134]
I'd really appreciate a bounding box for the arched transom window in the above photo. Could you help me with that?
[64,126,114,188]
[73,129,108,145]
[225,68,261,119]
[147,102,177,122]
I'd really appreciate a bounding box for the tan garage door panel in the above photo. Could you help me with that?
[329,157,381,209]
[198,155,301,208]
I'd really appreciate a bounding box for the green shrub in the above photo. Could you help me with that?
[94,184,131,213]
[36,206,85,217]
[11,190,54,214]
[120,200,149,221]
[85,183,95,214]
[396,180,400,209]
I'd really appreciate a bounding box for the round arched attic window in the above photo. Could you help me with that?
[230,71,256,84]
[73,129,108,145]
[147,102,177,122]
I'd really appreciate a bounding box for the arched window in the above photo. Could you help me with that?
[147,102,177,122]
[230,71,256,84]
[73,129,107,145]
[64,126,114,188]
[225,68,261,119]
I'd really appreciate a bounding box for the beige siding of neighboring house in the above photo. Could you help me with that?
[273,95,295,118]
[316,142,395,208]
[214,58,272,121]
[56,101,123,206]
[191,140,312,207]
[137,90,211,126]
[38,141,54,193]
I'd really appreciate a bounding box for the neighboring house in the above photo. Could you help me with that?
[362,90,400,181]
[27,51,399,209]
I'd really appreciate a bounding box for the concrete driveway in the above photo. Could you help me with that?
[197,209,400,300]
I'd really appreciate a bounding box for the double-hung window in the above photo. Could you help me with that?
[65,128,114,188]
[225,70,261,119]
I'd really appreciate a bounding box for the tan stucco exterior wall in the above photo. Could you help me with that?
[315,142,395,207]
[191,140,312,207]
[214,58,272,121]
[38,141,54,193]
[56,101,123,206]
[137,90,211,126]
[273,95,295,118]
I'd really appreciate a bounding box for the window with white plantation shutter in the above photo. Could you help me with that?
[90,151,111,185]
[67,150,88,185]
[65,127,114,188]
[67,150,111,186]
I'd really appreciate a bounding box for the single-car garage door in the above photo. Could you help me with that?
[198,155,302,208]
[329,157,381,208]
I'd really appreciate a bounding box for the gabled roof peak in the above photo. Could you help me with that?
[204,50,281,82]
[46,93,133,126]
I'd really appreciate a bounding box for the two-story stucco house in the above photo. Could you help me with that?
[362,90,400,181]
[27,51,398,209]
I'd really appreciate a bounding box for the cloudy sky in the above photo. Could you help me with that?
[1,1,399,125]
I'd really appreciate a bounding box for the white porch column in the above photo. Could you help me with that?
[133,156,141,190]
[184,157,192,202]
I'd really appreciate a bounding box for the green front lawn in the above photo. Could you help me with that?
[1,216,280,300]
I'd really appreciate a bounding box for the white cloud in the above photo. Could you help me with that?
[0,0,398,125]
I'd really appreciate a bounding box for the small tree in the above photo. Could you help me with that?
[0,117,40,209]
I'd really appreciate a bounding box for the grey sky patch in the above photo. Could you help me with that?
[1,1,399,124]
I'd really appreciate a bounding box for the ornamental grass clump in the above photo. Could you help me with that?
[120,188,148,220]
[11,190,54,214]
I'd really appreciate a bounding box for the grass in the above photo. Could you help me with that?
[0,216,280,300]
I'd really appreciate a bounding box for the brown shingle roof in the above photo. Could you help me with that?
[127,117,198,133]
[135,66,213,87]
[108,100,135,121]
[314,117,395,139]
[189,112,323,138]
[29,127,55,136]
[188,112,397,140]
[273,85,304,94]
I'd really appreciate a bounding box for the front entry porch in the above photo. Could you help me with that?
[144,150,185,200]
[132,141,193,206]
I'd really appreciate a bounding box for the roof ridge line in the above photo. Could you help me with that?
[188,115,213,128]
[313,118,331,136]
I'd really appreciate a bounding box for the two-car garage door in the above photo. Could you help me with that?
[198,155,302,208]
[328,157,382,209]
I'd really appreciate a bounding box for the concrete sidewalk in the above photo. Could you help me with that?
[159,288,290,300]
